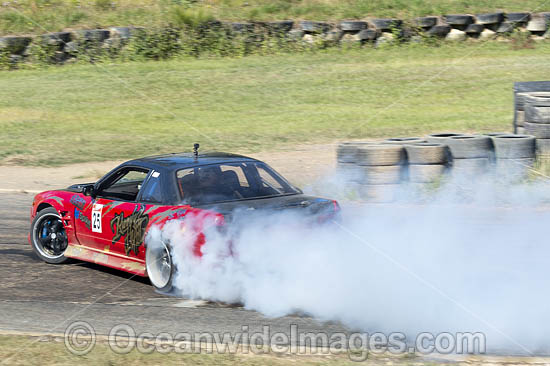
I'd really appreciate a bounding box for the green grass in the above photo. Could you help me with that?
[0,0,548,35]
[1,41,550,166]
[0,334,427,365]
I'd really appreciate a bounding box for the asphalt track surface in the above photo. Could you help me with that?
[3,192,550,362]
[0,193,348,343]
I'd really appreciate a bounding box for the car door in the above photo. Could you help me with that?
[74,167,150,259]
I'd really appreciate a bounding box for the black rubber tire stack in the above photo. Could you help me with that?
[442,14,473,41]
[336,142,379,185]
[0,36,32,66]
[522,93,550,156]
[40,32,71,50]
[73,29,111,42]
[514,92,530,134]
[526,14,549,37]
[475,12,505,32]
[445,135,492,180]
[491,135,536,182]
[0,36,32,54]
[465,23,484,38]
[266,20,294,35]
[354,144,405,202]
[504,13,531,38]
[338,21,369,44]
[414,16,438,32]
[507,13,531,26]
[444,14,473,30]
[496,21,514,35]
[230,22,255,34]
[336,142,362,182]
[299,21,329,34]
[404,143,448,191]
[514,82,550,135]
[427,25,451,38]
[369,18,403,45]
[36,32,72,63]
[299,21,330,43]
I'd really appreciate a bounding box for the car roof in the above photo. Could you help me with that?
[124,152,260,171]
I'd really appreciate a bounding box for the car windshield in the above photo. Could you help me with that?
[176,162,300,205]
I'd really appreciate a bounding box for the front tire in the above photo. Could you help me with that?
[146,240,174,292]
[30,207,70,264]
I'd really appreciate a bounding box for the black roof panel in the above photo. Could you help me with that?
[125,152,259,170]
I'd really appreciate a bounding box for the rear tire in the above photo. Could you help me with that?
[146,240,174,292]
[30,207,70,264]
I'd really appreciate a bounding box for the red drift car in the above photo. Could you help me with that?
[29,150,340,291]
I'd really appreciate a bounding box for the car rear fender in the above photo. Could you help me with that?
[146,206,225,258]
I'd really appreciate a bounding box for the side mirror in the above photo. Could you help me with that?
[83,185,96,198]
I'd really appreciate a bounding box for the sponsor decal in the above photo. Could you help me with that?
[102,201,125,216]
[168,208,187,220]
[110,205,149,256]
[91,204,103,233]
[147,207,188,225]
[44,193,64,206]
[70,195,86,210]
[75,208,91,229]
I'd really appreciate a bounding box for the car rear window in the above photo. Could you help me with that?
[176,162,299,205]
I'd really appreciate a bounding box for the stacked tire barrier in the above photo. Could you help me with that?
[0,27,139,66]
[514,81,550,157]
[354,144,405,203]
[405,142,448,189]
[514,92,527,135]
[446,135,492,179]
[441,11,550,40]
[492,134,536,181]
[336,142,365,182]
[337,132,539,202]
[424,133,461,180]
[1,11,550,67]
[524,93,550,157]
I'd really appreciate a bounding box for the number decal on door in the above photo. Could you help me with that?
[91,203,103,233]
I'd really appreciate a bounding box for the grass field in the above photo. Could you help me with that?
[0,334,423,365]
[0,0,548,36]
[1,41,550,166]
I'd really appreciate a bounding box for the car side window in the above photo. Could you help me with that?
[98,168,149,202]
[139,171,163,204]
[256,165,285,193]
[220,165,249,187]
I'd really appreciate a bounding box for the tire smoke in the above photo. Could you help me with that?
[148,169,550,354]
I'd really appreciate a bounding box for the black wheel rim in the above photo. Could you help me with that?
[33,213,68,259]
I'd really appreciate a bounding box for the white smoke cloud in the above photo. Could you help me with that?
[148,167,550,354]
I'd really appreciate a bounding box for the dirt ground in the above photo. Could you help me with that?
[0,143,337,192]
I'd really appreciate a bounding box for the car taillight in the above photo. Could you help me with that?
[315,200,341,224]
[214,214,225,226]
[214,214,227,235]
